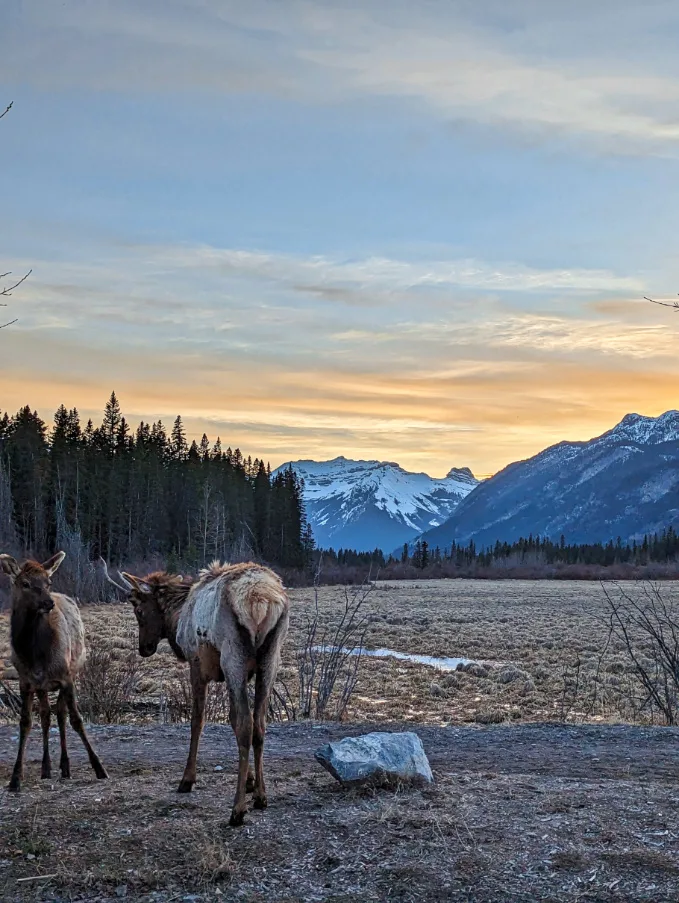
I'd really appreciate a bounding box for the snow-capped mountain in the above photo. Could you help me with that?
[274,456,479,552]
[418,410,679,551]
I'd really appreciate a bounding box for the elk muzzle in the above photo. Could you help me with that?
[139,641,158,658]
[39,596,55,614]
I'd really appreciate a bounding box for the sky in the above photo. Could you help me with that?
[3,0,679,478]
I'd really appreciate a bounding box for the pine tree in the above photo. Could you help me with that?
[101,391,122,453]
[170,415,188,462]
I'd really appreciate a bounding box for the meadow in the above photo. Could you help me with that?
[0,579,659,728]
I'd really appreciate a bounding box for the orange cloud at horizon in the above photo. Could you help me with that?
[2,349,678,479]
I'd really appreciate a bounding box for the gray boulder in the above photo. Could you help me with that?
[314,731,433,786]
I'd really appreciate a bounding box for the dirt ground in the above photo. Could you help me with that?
[0,721,678,902]
[1,579,678,901]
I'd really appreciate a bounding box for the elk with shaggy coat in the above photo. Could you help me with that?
[106,561,289,826]
[0,552,108,791]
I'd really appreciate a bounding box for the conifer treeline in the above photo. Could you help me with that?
[0,392,314,570]
[320,529,679,575]
[438,530,679,569]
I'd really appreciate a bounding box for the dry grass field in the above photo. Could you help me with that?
[0,579,678,902]
[0,578,659,727]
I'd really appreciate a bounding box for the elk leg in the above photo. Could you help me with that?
[37,690,52,779]
[228,684,253,827]
[178,660,207,793]
[246,768,256,793]
[63,683,108,780]
[245,677,255,792]
[56,689,70,778]
[9,686,34,791]
[252,661,276,810]
[253,611,288,810]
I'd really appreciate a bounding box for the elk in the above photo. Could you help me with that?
[0,552,108,791]
[104,560,289,826]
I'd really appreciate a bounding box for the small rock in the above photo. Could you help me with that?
[213,765,224,772]
[115,885,128,898]
[315,731,433,786]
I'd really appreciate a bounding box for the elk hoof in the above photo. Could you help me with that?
[8,777,21,792]
[60,761,71,780]
[95,765,108,780]
[229,806,247,827]
[177,779,194,794]
[41,766,52,780]
[253,794,268,810]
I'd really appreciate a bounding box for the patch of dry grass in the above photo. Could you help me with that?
[0,579,671,727]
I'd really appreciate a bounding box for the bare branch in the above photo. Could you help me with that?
[601,580,679,725]
[0,269,31,298]
[645,295,679,311]
[1,102,29,327]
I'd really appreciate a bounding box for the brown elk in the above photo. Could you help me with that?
[0,552,108,791]
[104,560,289,826]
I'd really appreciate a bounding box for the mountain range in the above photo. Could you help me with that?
[418,410,679,551]
[278,411,679,554]
[273,456,479,552]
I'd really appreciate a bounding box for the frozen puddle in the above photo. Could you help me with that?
[313,645,474,672]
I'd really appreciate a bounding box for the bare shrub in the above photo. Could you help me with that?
[268,567,374,723]
[296,575,373,720]
[268,676,298,723]
[0,679,21,717]
[161,668,229,724]
[558,653,583,721]
[53,501,112,603]
[602,581,679,725]
[77,637,141,723]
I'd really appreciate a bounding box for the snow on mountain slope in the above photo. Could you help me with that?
[274,456,479,552]
[417,410,679,551]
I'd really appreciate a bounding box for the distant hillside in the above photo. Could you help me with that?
[417,411,679,551]
[274,456,478,552]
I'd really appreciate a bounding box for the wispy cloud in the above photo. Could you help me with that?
[7,2,679,150]
[1,238,676,476]
[153,244,641,295]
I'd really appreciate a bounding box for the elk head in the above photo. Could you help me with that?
[122,572,170,658]
[0,551,66,614]
[100,560,184,658]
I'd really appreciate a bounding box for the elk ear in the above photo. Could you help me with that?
[121,572,152,595]
[42,551,66,577]
[0,555,20,579]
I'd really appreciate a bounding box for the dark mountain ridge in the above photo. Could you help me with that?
[416,411,679,552]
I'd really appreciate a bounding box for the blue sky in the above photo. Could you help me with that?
[3,1,679,476]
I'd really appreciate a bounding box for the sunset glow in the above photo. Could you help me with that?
[4,2,679,477]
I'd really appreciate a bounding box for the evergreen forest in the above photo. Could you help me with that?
[0,392,314,574]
